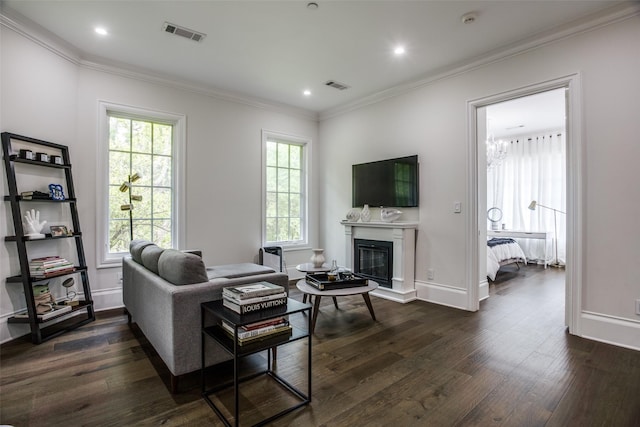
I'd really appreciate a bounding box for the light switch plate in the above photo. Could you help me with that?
[454,202,462,213]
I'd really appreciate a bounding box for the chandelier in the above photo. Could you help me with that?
[486,133,508,170]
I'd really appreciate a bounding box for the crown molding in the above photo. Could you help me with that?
[0,10,318,122]
[318,3,640,121]
[0,10,81,65]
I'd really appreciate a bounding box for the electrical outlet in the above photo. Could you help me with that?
[636,299,640,315]
[427,268,434,280]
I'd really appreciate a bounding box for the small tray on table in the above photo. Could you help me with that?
[305,272,368,291]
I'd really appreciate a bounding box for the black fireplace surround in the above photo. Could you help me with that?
[354,239,393,288]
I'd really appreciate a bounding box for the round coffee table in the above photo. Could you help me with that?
[296,279,379,334]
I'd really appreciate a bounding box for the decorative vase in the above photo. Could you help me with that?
[346,208,361,222]
[360,204,371,222]
[310,248,325,268]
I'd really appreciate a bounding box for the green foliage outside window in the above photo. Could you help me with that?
[265,140,303,244]
[108,116,173,253]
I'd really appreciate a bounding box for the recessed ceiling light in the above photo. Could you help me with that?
[307,2,319,10]
[394,46,405,55]
[303,90,312,96]
[95,27,108,36]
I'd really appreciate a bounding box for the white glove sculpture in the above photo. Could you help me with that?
[24,209,46,239]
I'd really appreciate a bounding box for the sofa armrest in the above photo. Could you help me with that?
[123,258,231,376]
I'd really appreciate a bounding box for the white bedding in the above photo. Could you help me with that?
[487,240,527,281]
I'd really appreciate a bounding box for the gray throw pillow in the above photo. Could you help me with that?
[158,249,208,285]
[130,239,154,264]
[141,244,164,274]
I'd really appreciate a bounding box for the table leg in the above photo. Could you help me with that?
[332,297,339,309]
[311,296,321,334]
[362,293,376,321]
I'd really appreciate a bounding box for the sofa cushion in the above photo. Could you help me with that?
[130,239,154,264]
[206,263,275,280]
[158,249,208,285]
[141,244,164,274]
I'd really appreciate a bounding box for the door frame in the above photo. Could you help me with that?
[466,74,583,335]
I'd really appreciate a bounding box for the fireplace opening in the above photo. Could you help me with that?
[354,239,393,288]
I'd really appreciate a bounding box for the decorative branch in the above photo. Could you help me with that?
[119,172,141,241]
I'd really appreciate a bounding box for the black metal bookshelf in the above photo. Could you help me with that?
[2,132,95,343]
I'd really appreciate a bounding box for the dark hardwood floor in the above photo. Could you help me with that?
[1,265,639,426]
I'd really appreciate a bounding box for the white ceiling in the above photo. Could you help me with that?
[488,88,566,138]
[0,1,628,119]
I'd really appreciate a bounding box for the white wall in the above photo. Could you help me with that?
[0,23,318,343]
[318,15,640,348]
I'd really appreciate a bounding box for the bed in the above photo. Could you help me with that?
[487,237,527,281]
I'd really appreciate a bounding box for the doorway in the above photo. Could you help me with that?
[467,75,583,335]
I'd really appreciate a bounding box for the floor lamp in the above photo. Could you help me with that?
[528,200,565,268]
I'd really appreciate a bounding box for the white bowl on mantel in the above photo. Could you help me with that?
[380,208,402,222]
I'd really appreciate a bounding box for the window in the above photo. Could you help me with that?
[98,102,185,267]
[262,131,309,248]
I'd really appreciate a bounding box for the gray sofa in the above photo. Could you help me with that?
[122,240,289,392]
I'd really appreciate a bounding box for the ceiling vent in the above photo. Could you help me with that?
[163,22,206,42]
[325,80,350,91]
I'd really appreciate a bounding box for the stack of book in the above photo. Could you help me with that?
[221,316,291,346]
[29,256,74,278]
[222,282,291,346]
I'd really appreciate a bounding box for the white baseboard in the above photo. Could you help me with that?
[91,287,124,311]
[370,286,417,303]
[580,311,640,351]
[479,279,489,301]
[415,280,469,310]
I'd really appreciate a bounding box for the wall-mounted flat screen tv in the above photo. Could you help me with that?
[352,155,419,208]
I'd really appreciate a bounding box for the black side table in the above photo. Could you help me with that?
[201,298,312,426]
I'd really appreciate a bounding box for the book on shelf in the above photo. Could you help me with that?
[237,326,292,345]
[14,304,72,321]
[30,259,70,268]
[221,318,289,340]
[222,323,292,345]
[223,291,287,305]
[222,281,284,300]
[222,296,287,314]
[30,268,76,278]
[240,316,287,331]
[30,255,64,262]
[20,190,50,200]
[30,261,73,271]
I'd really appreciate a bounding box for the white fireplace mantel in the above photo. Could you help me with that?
[342,221,418,303]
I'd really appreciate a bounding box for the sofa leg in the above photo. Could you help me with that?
[170,374,179,394]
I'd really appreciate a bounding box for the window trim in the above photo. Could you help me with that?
[96,101,186,268]
[261,129,310,249]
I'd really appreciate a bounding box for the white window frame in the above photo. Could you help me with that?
[261,129,310,249]
[96,101,186,268]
